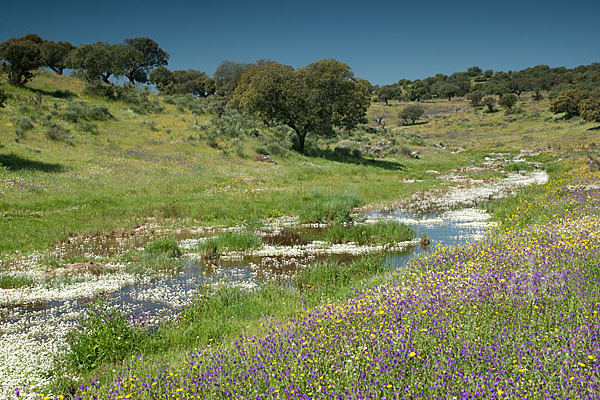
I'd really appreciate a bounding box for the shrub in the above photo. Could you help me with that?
[499,93,518,112]
[88,105,113,120]
[131,101,164,115]
[579,95,600,122]
[550,89,586,117]
[16,117,34,137]
[78,121,99,134]
[45,123,70,141]
[398,105,425,125]
[255,145,269,155]
[83,82,115,98]
[482,96,496,112]
[0,89,8,108]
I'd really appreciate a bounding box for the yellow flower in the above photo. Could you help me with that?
[409,352,416,357]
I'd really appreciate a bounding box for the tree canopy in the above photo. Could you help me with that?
[122,37,169,84]
[232,59,371,153]
[40,40,74,75]
[0,35,44,86]
[398,105,425,125]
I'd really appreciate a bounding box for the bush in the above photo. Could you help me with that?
[88,105,113,120]
[255,145,269,155]
[131,100,164,115]
[45,123,71,141]
[550,89,586,117]
[16,117,34,137]
[482,96,496,112]
[398,105,424,125]
[78,121,99,135]
[83,82,115,98]
[499,93,518,111]
[0,89,7,108]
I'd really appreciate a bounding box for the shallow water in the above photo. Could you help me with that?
[0,170,547,398]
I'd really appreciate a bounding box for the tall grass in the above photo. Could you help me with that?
[0,273,35,289]
[197,231,262,258]
[324,221,415,245]
[297,192,362,223]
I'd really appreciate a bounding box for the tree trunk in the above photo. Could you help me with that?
[297,132,306,154]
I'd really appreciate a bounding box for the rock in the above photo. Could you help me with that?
[373,149,384,158]
[410,151,421,159]
[255,154,277,163]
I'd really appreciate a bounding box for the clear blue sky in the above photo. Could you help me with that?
[1,0,598,85]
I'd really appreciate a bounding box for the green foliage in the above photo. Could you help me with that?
[150,67,216,97]
[398,105,425,125]
[438,83,461,100]
[61,101,113,122]
[122,37,169,84]
[40,40,74,75]
[144,238,182,258]
[0,273,35,288]
[0,35,44,86]
[16,116,34,134]
[298,192,362,223]
[498,93,518,111]
[198,231,262,258]
[296,255,386,293]
[67,42,117,84]
[549,89,586,117]
[45,123,71,141]
[64,305,144,371]
[0,88,7,107]
[232,60,371,153]
[466,90,485,107]
[579,95,600,122]
[505,161,534,172]
[324,221,415,245]
[213,60,256,97]
[482,96,496,112]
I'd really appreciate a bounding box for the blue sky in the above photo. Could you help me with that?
[1,0,598,85]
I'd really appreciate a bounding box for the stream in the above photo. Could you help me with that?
[0,169,548,398]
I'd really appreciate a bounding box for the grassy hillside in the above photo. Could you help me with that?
[0,71,598,256]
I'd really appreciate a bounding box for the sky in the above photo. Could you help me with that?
[1,0,599,85]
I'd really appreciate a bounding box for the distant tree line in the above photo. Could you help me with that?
[375,63,600,121]
[375,63,600,105]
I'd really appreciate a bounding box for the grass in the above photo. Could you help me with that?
[57,160,600,399]
[0,273,35,288]
[52,255,394,394]
[0,71,522,257]
[144,237,182,258]
[197,231,263,258]
[323,221,415,245]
